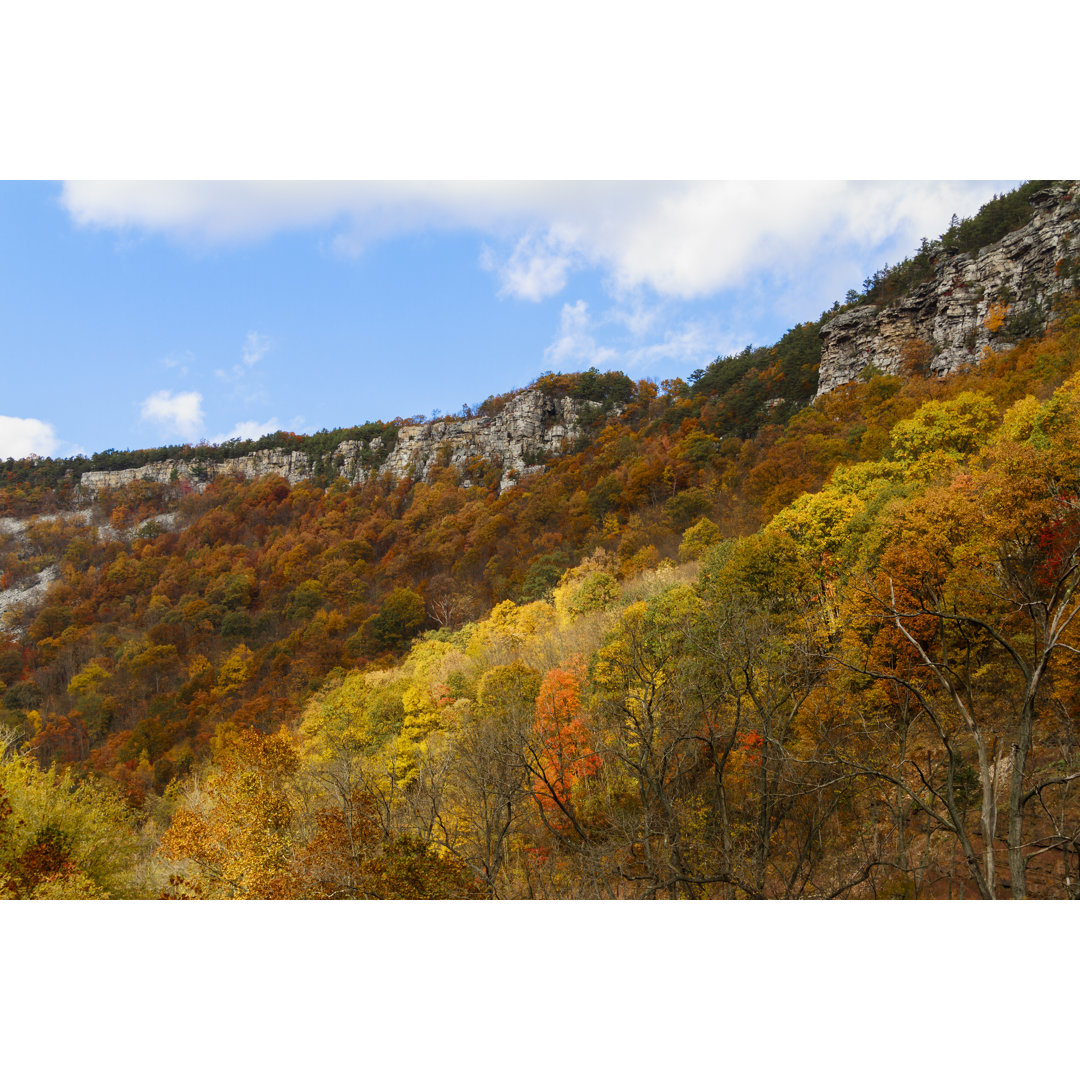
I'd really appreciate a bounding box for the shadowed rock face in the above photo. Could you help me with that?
[816,182,1080,397]
[78,389,602,495]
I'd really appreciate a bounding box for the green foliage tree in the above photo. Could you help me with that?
[361,588,427,653]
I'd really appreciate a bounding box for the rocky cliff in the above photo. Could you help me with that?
[816,182,1080,397]
[78,389,601,495]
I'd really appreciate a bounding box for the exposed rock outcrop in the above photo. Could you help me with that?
[817,182,1080,397]
[79,389,601,495]
[0,565,59,623]
[79,447,318,493]
[368,388,592,493]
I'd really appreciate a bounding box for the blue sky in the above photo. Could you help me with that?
[0,180,1018,460]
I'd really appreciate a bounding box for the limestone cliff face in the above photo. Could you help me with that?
[816,182,1080,397]
[79,447,317,492]
[359,388,592,492]
[79,389,599,495]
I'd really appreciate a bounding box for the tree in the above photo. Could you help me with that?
[157,726,303,898]
[425,572,480,628]
[678,517,722,562]
[431,662,540,897]
[691,531,848,898]
[590,584,714,897]
[360,588,427,654]
[0,750,142,898]
[890,391,999,465]
[837,439,1080,898]
[516,659,603,873]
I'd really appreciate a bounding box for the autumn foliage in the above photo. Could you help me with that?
[3,291,1080,897]
[530,661,600,827]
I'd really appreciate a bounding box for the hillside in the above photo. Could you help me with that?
[2,182,1080,899]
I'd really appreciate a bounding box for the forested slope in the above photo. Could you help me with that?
[3,190,1080,898]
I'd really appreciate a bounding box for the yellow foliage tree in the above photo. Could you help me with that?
[1,753,141,898]
[157,726,302,898]
[213,643,255,697]
[678,517,722,562]
[984,300,1009,333]
[890,391,999,464]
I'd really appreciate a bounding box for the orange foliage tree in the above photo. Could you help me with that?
[527,660,600,834]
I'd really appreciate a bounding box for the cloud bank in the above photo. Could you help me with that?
[61,181,1013,303]
[543,301,617,369]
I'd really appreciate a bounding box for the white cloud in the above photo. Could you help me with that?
[140,390,204,439]
[241,331,271,367]
[490,228,579,301]
[0,416,59,459]
[621,323,713,372]
[543,301,617,370]
[61,182,359,243]
[210,418,281,444]
[542,296,751,379]
[61,180,1016,302]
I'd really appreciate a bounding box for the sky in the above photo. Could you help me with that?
[0,180,1021,461]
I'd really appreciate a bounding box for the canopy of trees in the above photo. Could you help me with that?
[3,269,1080,897]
